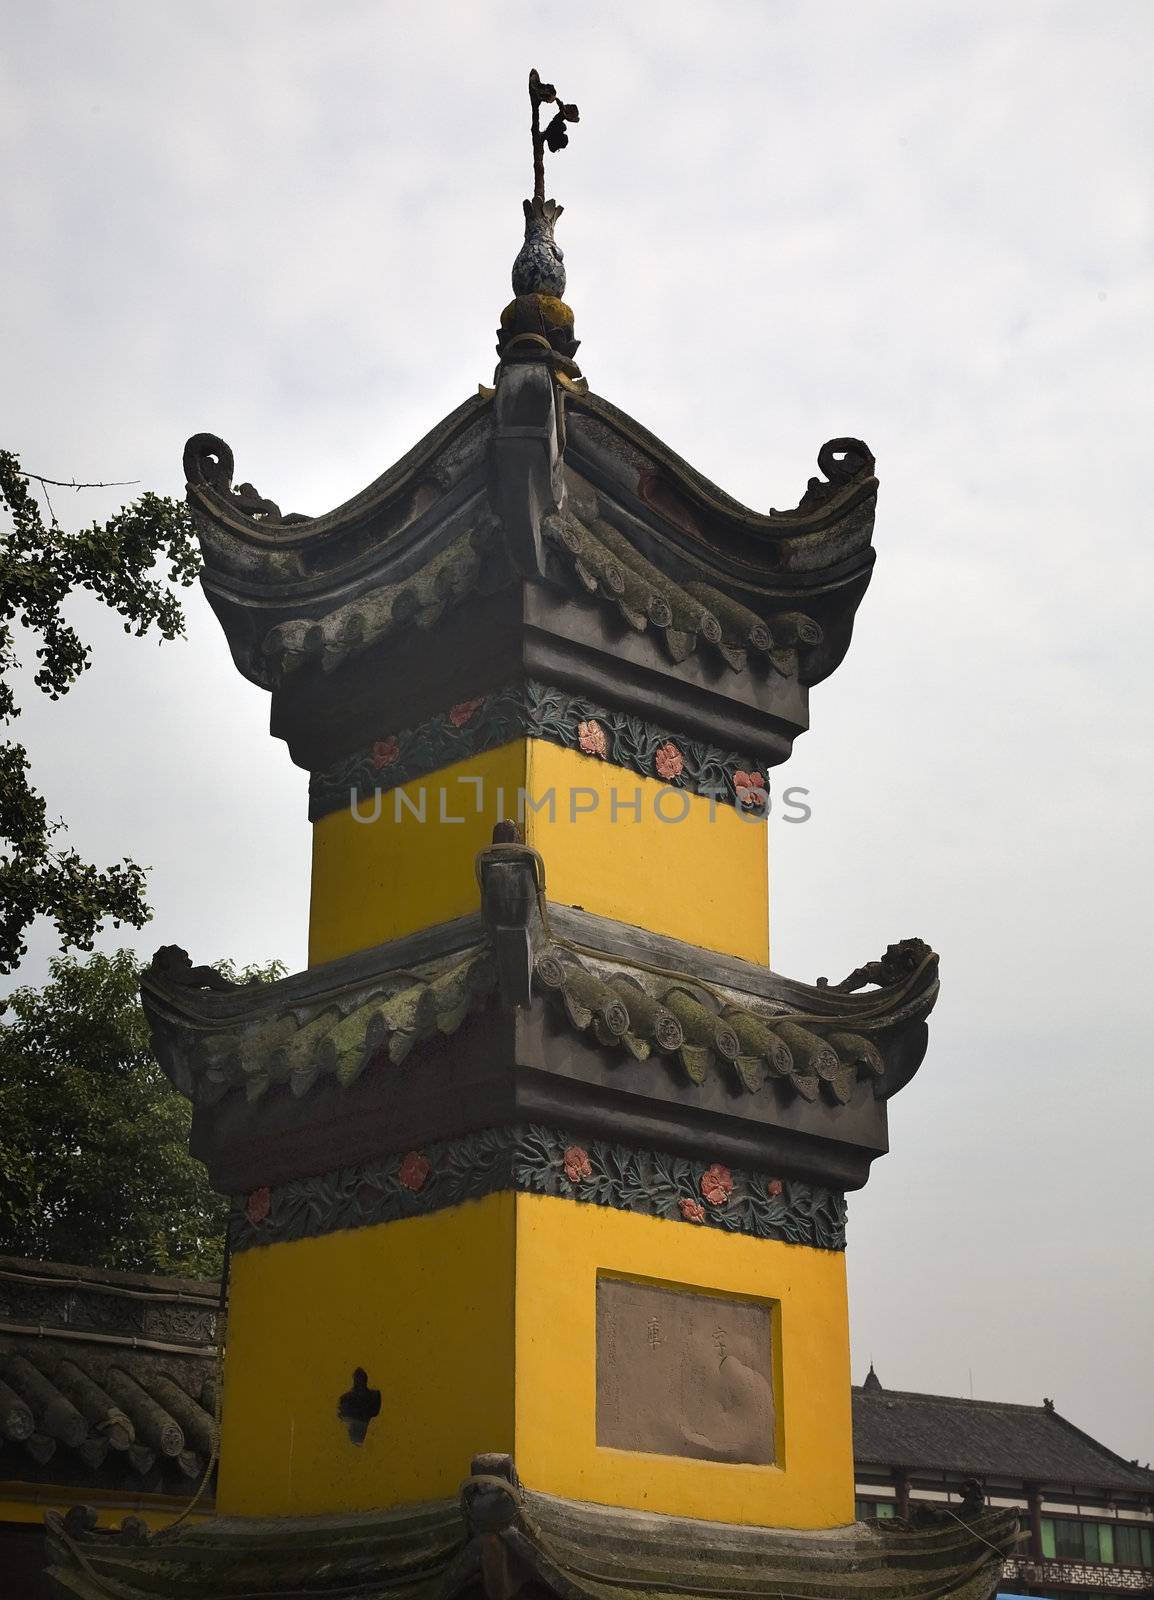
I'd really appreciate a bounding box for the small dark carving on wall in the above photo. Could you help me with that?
[62,1506,99,1540]
[337,1368,381,1445]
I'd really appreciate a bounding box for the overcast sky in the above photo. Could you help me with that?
[3,1,1152,1465]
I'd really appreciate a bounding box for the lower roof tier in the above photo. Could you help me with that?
[45,1454,1020,1600]
[142,835,939,1199]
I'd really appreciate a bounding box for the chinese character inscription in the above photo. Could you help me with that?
[596,1277,775,1465]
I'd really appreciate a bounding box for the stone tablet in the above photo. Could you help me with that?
[596,1276,775,1464]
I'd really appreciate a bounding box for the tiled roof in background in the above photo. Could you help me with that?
[0,1256,218,1499]
[853,1373,1154,1494]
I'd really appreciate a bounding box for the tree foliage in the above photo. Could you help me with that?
[0,949,282,1277]
[0,451,200,973]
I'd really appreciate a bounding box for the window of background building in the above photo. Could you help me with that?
[1040,1518,1152,1567]
[1116,1524,1154,1568]
[855,1499,896,1521]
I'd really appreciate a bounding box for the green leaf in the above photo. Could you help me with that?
[0,450,200,973]
[0,948,280,1276]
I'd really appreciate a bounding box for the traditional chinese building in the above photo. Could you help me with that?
[853,1372,1154,1599]
[46,71,1021,1600]
[0,1256,220,1596]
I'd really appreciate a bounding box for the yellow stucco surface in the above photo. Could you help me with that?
[216,1194,851,1527]
[309,743,527,967]
[215,1194,516,1516]
[514,1194,852,1526]
[309,740,769,966]
[526,741,769,963]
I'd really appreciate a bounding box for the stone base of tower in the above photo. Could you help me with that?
[45,1469,1022,1600]
[216,1193,852,1528]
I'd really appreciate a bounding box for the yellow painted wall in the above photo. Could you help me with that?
[309,740,769,966]
[216,1194,516,1516]
[527,742,769,964]
[514,1194,852,1527]
[216,1193,850,1526]
[309,743,527,967]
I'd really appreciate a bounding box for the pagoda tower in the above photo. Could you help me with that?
[47,73,1019,1600]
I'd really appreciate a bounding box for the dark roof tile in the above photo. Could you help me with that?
[853,1383,1154,1493]
[0,1340,215,1493]
[46,1471,1020,1600]
[0,1257,218,1499]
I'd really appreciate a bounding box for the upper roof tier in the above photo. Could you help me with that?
[184,369,879,771]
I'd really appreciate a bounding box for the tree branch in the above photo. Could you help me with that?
[23,473,141,490]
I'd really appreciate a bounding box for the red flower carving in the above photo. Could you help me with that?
[700,1163,734,1206]
[766,1178,784,1199]
[398,1151,431,1192]
[448,697,484,728]
[577,720,608,759]
[245,1187,271,1225]
[734,770,767,811]
[679,1197,706,1223]
[563,1145,593,1183]
[371,736,400,769]
[654,741,684,781]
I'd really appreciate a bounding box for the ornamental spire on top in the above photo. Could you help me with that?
[514,68,579,296]
[499,69,582,373]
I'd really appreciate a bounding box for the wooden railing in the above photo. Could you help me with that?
[1002,1555,1154,1592]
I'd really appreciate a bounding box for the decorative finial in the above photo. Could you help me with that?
[529,69,579,207]
[512,70,580,298]
[498,69,583,374]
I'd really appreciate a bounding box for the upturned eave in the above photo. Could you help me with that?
[140,845,938,1202]
[184,381,879,706]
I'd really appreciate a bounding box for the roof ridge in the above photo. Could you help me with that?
[853,1384,1050,1414]
[1045,1403,1154,1481]
[572,391,878,531]
[851,1385,1154,1489]
[0,1255,221,1301]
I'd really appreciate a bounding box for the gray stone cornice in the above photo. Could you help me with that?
[141,886,937,1197]
[182,375,877,779]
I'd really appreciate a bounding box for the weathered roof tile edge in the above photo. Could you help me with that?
[140,856,938,1114]
[852,1381,1154,1493]
[44,1451,1020,1600]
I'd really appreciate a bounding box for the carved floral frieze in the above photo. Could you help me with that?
[309,681,770,820]
[229,1124,847,1253]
